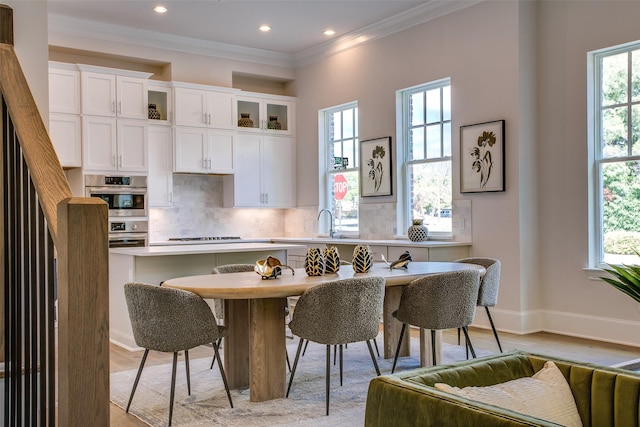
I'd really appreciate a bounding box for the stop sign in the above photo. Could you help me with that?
[334,174,348,200]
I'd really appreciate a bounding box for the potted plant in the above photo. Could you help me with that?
[600,251,640,303]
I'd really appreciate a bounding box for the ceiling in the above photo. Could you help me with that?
[47,0,478,66]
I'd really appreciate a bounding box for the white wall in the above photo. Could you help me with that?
[39,0,640,346]
[5,1,49,121]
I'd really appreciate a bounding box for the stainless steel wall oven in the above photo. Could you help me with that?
[85,174,148,217]
[85,174,149,247]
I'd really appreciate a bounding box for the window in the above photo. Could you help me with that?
[319,102,359,235]
[590,42,640,266]
[399,79,452,236]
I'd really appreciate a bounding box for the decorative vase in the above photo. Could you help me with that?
[238,113,254,128]
[323,246,341,273]
[267,115,282,130]
[408,218,429,242]
[352,244,372,273]
[304,247,326,276]
[148,104,161,120]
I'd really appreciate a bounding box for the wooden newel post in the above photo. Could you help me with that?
[0,5,13,46]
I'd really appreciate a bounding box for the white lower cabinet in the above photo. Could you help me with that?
[174,127,234,173]
[148,125,173,207]
[82,116,147,172]
[49,113,82,167]
[223,134,295,208]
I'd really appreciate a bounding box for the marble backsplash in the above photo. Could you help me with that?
[149,174,471,242]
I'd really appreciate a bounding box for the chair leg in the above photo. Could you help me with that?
[339,344,343,386]
[431,330,437,366]
[185,350,191,395]
[366,340,381,376]
[286,339,305,397]
[169,352,178,427]
[391,323,407,373]
[333,344,338,365]
[485,306,503,353]
[126,348,149,413]
[209,338,222,369]
[325,345,331,416]
[301,339,309,356]
[212,340,234,408]
[286,346,291,372]
[457,327,461,345]
[462,326,477,358]
[373,338,380,357]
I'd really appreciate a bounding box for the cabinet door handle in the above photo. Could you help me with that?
[118,155,122,168]
[207,158,212,169]
[203,158,207,169]
[264,193,268,204]
[112,155,116,167]
[118,101,122,115]
[112,101,116,114]
[203,113,208,125]
[208,113,212,125]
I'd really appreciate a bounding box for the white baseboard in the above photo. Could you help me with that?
[472,307,640,348]
[109,330,142,351]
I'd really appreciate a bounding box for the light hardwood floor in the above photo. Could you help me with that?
[109,327,640,426]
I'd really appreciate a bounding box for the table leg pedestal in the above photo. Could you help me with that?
[224,299,250,388]
[419,329,443,367]
[383,286,410,359]
[249,297,286,402]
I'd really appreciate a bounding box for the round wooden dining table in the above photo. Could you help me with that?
[162,261,485,402]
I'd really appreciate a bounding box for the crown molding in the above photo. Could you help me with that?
[48,1,481,70]
[293,0,482,67]
[48,13,296,68]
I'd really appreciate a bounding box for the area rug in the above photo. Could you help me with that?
[110,335,494,427]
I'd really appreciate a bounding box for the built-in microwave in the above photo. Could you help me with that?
[84,174,148,217]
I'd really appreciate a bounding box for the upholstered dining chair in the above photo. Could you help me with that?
[286,276,385,415]
[124,282,233,426]
[211,263,292,371]
[391,269,481,373]
[455,257,503,353]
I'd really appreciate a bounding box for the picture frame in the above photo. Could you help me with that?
[460,120,505,193]
[360,136,392,197]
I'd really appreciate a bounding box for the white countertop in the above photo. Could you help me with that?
[269,237,472,248]
[110,242,306,256]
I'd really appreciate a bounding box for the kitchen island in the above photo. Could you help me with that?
[109,242,306,348]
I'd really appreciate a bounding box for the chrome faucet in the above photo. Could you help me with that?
[317,208,335,238]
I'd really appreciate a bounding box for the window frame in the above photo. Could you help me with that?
[318,101,359,237]
[588,40,640,268]
[397,78,453,239]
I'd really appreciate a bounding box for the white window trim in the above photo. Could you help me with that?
[318,101,359,237]
[396,78,453,240]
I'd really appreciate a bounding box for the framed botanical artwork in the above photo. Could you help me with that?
[460,120,505,193]
[360,136,392,197]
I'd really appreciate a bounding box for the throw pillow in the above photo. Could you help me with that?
[435,361,582,427]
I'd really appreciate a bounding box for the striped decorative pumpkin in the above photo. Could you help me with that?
[304,247,326,276]
[352,244,372,273]
[323,246,341,273]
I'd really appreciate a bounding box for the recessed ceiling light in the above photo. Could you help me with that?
[153,5,167,14]
[324,29,336,36]
[259,25,271,32]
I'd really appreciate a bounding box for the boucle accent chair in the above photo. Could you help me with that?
[124,282,233,426]
[391,269,481,372]
[456,257,503,352]
[286,276,385,415]
[365,350,640,427]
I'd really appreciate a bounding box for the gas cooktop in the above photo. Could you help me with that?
[168,236,242,241]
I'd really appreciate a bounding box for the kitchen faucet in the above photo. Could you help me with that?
[317,209,335,238]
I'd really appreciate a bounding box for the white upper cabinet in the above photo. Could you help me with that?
[49,113,82,167]
[236,93,295,136]
[148,124,173,207]
[174,127,234,174]
[223,134,295,208]
[173,83,237,129]
[49,62,81,114]
[79,66,151,119]
[83,116,147,173]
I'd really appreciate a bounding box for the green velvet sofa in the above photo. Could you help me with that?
[365,350,640,426]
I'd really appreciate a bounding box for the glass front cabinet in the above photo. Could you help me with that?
[236,93,295,136]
